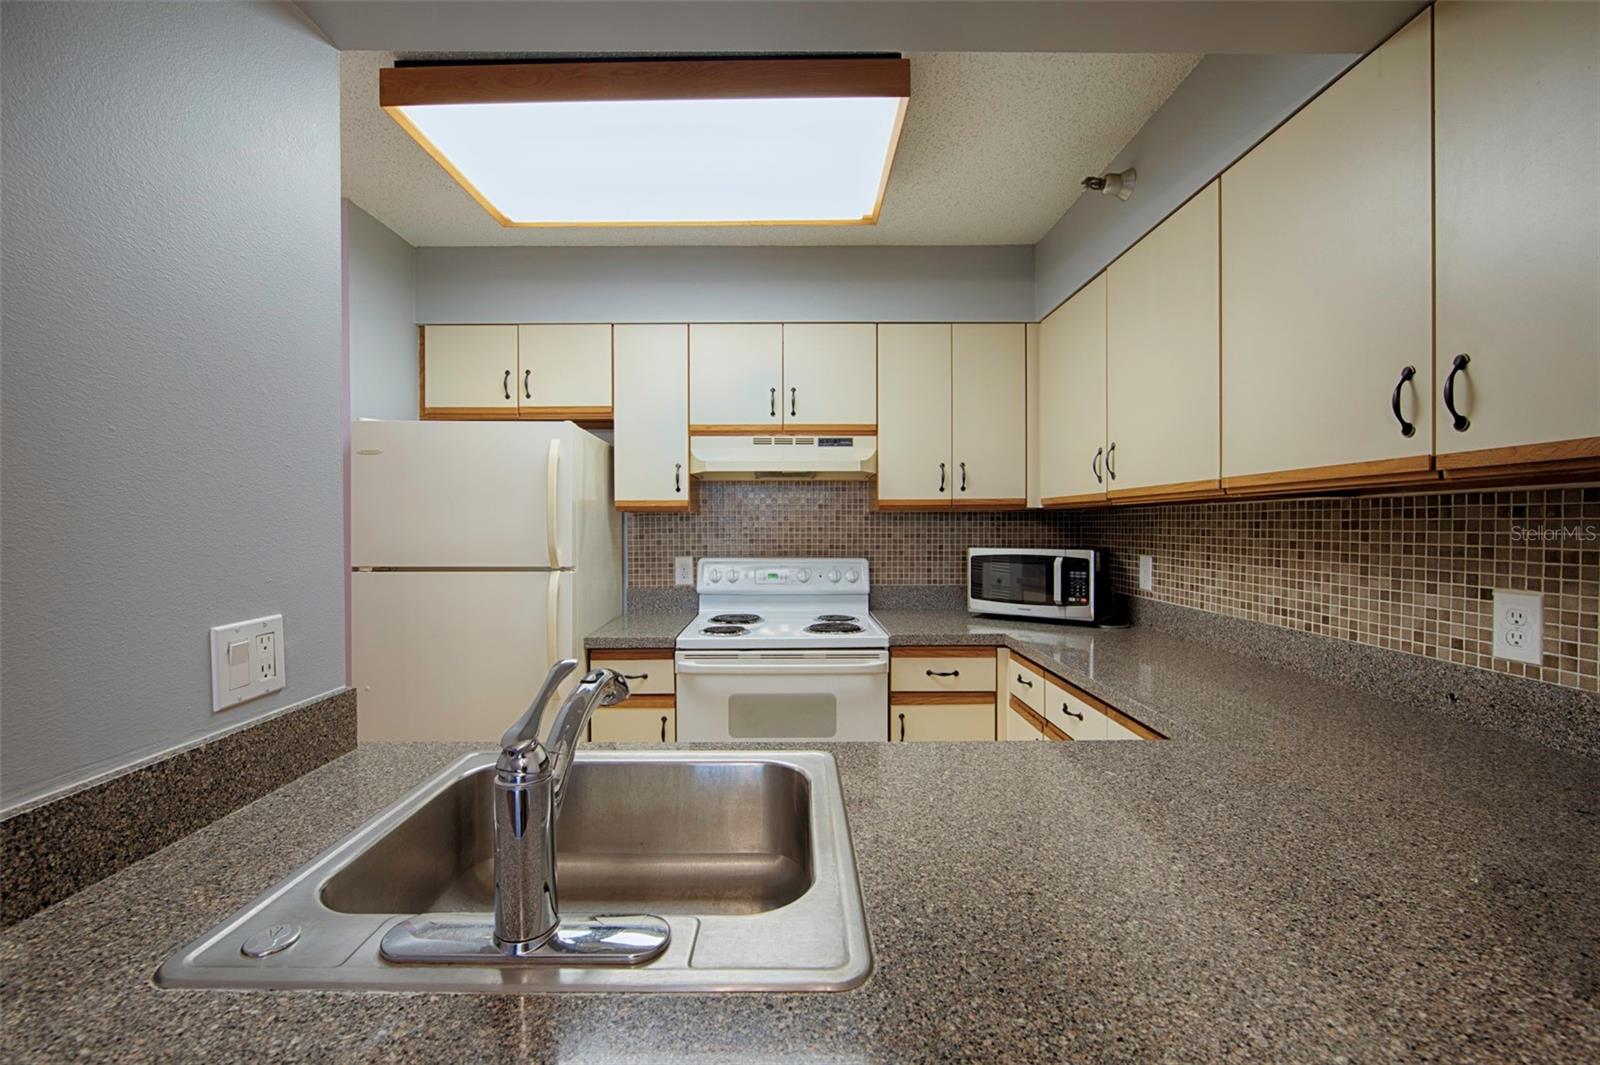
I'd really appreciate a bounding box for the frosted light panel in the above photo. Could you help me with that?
[395,97,903,225]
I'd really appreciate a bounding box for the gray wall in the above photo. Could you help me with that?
[415,245,1035,323]
[1034,52,1357,319]
[1,1,345,808]
[345,201,418,419]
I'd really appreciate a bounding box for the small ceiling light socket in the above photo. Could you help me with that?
[1082,167,1136,202]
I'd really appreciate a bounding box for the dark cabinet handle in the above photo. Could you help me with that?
[660,716,668,743]
[938,462,946,493]
[926,669,960,677]
[523,369,532,400]
[674,463,682,493]
[503,370,511,400]
[1091,447,1103,485]
[790,387,797,417]
[1015,674,1034,687]
[959,461,968,492]
[1106,441,1116,480]
[1390,365,1417,437]
[621,673,648,681]
[898,712,906,742]
[770,387,777,417]
[1061,703,1084,721]
[1444,353,1471,432]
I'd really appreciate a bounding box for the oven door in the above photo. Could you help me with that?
[967,551,1070,619]
[674,650,889,742]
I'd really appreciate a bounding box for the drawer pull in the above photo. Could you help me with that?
[898,712,906,742]
[926,669,960,677]
[1015,674,1034,687]
[1390,365,1416,437]
[621,673,648,681]
[1060,703,1083,721]
[660,716,668,743]
[1443,353,1471,432]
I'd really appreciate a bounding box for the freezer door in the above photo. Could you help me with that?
[350,419,567,568]
[352,570,569,742]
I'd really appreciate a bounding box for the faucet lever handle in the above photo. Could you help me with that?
[501,658,579,755]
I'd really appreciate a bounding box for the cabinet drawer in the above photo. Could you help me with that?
[1007,656,1045,713]
[589,699,675,743]
[890,648,996,693]
[1044,678,1109,741]
[587,651,674,695]
[890,700,995,742]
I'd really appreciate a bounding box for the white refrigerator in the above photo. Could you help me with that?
[350,419,621,742]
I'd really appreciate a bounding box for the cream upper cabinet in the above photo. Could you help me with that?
[1106,182,1220,499]
[1434,0,1600,467]
[689,324,783,430]
[422,325,518,414]
[952,323,1027,507]
[781,324,877,431]
[1038,274,1108,505]
[516,324,612,416]
[613,324,690,510]
[1220,9,1432,487]
[876,324,952,507]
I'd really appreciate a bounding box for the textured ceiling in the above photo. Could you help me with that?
[342,51,1201,246]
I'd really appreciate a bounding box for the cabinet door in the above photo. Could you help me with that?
[952,323,1027,508]
[1435,1,1600,468]
[1221,10,1432,488]
[781,323,877,431]
[613,325,690,510]
[689,324,783,430]
[1003,702,1045,742]
[590,702,675,743]
[1043,678,1108,742]
[1107,181,1221,500]
[1038,274,1108,505]
[891,701,995,742]
[517,324,612,418]
[876,324,952,507]
[422,325,518,415]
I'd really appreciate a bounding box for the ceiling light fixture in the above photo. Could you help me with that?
[1082,168,1137,202]
[380,58,911,228]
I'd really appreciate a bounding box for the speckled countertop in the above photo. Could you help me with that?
[5,620,1598,1062]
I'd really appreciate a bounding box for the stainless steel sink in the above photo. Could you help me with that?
[157,750,871,993]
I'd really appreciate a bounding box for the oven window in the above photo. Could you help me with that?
[971,556,1053,605]
[728,694,838,738]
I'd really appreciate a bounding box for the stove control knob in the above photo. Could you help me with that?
[826,569,841,583]
[726,569,740,583]
[795,570,810,583]
[708,568,721,583]
[845,568,860,583]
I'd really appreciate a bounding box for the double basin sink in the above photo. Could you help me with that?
[158,750,871,993]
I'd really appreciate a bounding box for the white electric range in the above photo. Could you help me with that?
[675,558,890,742]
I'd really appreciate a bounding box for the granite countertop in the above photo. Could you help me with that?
[5,621,1599,1062]
[585,609,694,649]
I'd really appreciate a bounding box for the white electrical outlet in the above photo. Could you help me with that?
[1138,555,1154,592]
[1491,590,1542,666]
[211,613,285,711]
[674,557,694,586]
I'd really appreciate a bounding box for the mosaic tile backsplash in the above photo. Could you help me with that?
[626,483,1599,692]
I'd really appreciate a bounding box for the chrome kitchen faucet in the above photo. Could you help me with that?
[379,659,672,965]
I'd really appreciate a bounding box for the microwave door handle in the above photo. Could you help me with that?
[1053,557,1064,606]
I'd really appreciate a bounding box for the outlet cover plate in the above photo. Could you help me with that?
[211,614,285,711]
[674,557,694,586]
[1138,555,1154,592]
[1491,590,1542,665]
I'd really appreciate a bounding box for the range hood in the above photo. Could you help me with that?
[689,434,877,480]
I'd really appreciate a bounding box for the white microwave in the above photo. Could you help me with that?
[967,548,1104,622]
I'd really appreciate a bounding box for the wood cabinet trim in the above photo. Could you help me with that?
[873,497,951,511]
[1041,491,1109,508]
[951,497,1029,511]
[1435,436,1600,471]
[1012,655,1046,679]
[421,407,529,420]
[892,646,998,659]
[603,693,675,710]
[615,500,695,512]
[780,424,877,436]
[1221,455,1435,495]
[1108,479,1223,505]
[689,423,787,435]
[891,691,997,706]
[1040,718,1072,741]
[519,405,613,421]
[588,648,676,662]
[1007,694,1050,734]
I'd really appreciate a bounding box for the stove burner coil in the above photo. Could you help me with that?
[815,614,858,623]
[805,622,864,634]
[700,625,748,636]
[710,613,763,625]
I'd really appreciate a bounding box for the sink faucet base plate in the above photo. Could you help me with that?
[380,913,670,967]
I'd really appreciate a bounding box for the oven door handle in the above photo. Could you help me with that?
[1053,557,1064,606]
[676,654,889,676]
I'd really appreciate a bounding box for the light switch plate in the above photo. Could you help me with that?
[210,614,285,711]
[1491,590,1542,665]
[673,557,694,586]
[1138,555,1154,592]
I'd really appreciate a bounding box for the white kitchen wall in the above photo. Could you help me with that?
[345,201,418,419]
[1033,52,1357,319]
[0,1,345,808]
[415,245,1035,323]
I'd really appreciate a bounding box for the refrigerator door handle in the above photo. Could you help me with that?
[546,571,561,666]
[545,438,562,570]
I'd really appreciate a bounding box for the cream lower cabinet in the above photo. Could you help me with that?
[1433,0,1600,472]
[1039,274,1108,506]
[876,324,953,507]
[952,324,1027,508]
[516,324,612,419]
[890,698,996,742]
[689,324,783,431]
[422,325,519,416]
[1220,10,1433,491]
[1106,181,1221,502]
[1002,701,1047,741]
[590,699,676,743]
[612,325,690,511]
[781,324,877,432]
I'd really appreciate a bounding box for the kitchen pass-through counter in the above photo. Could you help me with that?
[3,614,1597,1062]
